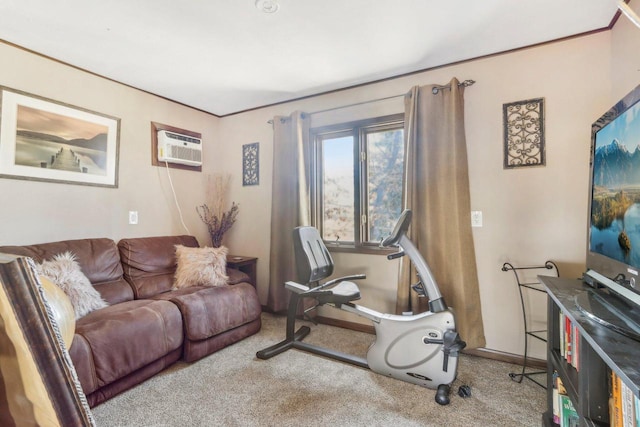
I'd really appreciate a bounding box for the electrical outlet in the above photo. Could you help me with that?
[128,211,138,225]
[471,211,483,227]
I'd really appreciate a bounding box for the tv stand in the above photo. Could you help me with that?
[540,276,640,426]
[576,287,640,343]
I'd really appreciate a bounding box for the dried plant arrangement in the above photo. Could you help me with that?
[196,174,239,247]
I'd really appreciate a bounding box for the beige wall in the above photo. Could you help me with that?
[611,3,640,99]
[0,42,218,246]
[219,31,616,358]
[2,16,639,358]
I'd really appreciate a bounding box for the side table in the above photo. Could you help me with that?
[226,255,257,288]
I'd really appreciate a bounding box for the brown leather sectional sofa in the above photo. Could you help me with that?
[0,235,262,407]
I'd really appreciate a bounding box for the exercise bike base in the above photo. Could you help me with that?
[256,325,369,369]
[256,325,311,360]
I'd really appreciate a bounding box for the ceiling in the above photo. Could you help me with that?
[0,0,623,116]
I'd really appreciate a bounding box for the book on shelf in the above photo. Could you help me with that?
[553,372,578,427]
[560,311,565,358]
[611,370,639,427]
[564,316,573,363]
[560,394,579,427]
[613,370,623,427]
[557,309,581,371]
[553,371,561,424]
[621,373,637,427]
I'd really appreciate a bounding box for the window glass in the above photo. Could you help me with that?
[322,135,354,242]
[311,114,404,252]
[366,128,404,242]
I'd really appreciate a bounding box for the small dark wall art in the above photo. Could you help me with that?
[242,142,259,186]
[503,98,545,169]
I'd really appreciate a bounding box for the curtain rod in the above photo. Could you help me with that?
[267,79,475,124]
[431,79,476,94]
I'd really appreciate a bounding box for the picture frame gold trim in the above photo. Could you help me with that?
[0,254,96,426]
[0,86,120,187]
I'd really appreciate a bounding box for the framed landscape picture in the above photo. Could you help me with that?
[0,86,120,187]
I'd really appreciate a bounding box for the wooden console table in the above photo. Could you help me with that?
[226,255,257,288]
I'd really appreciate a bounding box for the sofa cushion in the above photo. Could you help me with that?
[0,238,133,305]
[173,245,228,289]
[69,299,183,395]
[36,251,108,319]
[118,235,199,298]
[163,282,261,341]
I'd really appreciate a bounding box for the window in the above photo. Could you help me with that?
[311,114,404,251]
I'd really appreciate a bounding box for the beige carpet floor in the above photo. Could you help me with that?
[92,313,545,426]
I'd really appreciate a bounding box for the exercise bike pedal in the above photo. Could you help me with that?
[457,384,472,398]
[411,282,427,297]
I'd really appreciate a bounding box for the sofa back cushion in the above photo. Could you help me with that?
[0,238,133,305]
[118,235,199,299]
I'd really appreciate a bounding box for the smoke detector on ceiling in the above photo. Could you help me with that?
[256,0,279,14]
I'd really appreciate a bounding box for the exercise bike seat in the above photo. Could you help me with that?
[293,226,336,283]
[292,226,362,305]
[316,280,361,305]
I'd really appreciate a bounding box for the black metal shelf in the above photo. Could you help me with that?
[502,260,559,388]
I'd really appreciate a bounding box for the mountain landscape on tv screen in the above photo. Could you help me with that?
[593,139,640,188]
[591,138,640,267]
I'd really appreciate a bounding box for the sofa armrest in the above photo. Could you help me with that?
[226,267,251,285]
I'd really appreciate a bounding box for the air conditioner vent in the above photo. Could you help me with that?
[157,130,202,167]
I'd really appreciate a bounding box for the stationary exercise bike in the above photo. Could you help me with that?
[256,209,466,405]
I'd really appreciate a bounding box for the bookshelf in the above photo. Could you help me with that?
[540,276,640,426]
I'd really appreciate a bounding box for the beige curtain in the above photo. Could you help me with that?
[266,111,311,312]
[396,78,486,349]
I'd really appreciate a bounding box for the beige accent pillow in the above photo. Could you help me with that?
[173,245,229,289]
[36,251,108,319]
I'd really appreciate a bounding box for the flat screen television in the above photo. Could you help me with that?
[585,83,640,309]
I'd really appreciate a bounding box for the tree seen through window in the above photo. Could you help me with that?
[313,115,404,249]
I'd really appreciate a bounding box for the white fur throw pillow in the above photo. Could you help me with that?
[36,251,108,319]
[173,245,229,289]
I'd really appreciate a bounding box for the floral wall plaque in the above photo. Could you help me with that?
[242,142,259,186]
[503,98,545,168]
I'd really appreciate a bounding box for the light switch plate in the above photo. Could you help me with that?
[128,211,138,225]
[471,211,483,227]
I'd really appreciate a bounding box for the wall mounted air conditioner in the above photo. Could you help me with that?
[157,130,202,167]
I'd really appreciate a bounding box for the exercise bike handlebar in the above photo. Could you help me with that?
[285,274,366,296]
[387,250,405,260]
[320,273,366,289]
[381,210,412,248]
[383,209,447,313]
